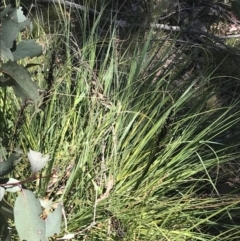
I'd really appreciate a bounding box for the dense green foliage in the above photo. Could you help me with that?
[1,0,240,240]
[0,5,62,241]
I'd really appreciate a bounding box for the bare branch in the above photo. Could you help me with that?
[150,23,181,31]
[35,0,99,15]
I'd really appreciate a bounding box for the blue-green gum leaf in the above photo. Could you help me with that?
[14,189,46,241]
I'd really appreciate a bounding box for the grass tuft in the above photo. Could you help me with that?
[2,1,240,240]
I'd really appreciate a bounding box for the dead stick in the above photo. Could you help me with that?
[35,0,99,15]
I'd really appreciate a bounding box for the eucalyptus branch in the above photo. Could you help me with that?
[0,172,55,188]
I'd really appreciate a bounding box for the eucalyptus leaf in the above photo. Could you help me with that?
[28,149,49,174]
[39,198,53,213]
[0,17,31,49]
[0,40,14,61]
[0,61,42,111]
[12,40,43,61]
[4,178,22,193]
[15,7,33,32]
[0,153,20,177]
[0,5,12,18]
[6,153,21,164]
[14,189,46,241]
[45,203,62,238]
[0,159,14,177]
[15,7,27,23]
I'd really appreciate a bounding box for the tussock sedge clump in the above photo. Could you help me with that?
[1,0,240,240]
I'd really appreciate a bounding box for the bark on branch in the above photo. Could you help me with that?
[35,0,99,15]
